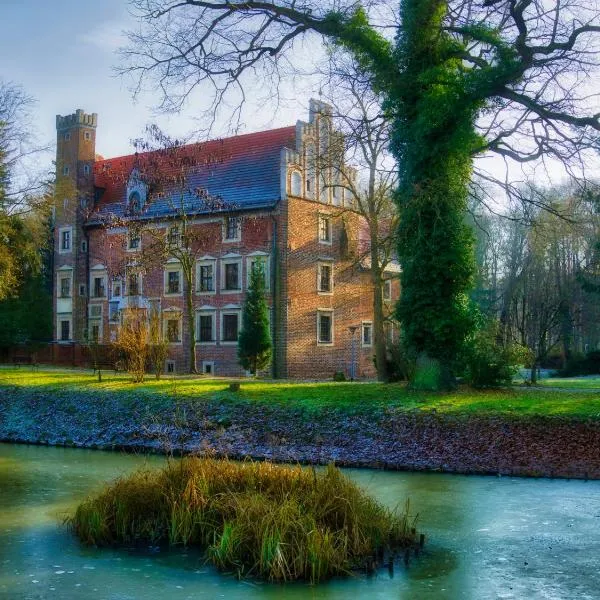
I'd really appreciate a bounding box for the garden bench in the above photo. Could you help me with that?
[92,361,121,374]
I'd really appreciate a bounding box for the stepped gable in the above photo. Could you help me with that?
[89,126,296,223]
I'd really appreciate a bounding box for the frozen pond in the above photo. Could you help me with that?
[1,443,599,599]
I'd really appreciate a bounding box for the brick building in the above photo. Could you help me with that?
[53,100,399,378]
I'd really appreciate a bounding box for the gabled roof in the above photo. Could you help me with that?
[88,126,296,224]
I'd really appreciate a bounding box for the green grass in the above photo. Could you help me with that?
[537,377,600,390]
[69,457,417,582]
[1,366,600,419]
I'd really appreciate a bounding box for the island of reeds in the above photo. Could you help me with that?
[69,457,419,582]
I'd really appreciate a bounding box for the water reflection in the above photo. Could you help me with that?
[1,444,599,600]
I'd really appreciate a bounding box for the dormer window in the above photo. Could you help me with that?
[129,191,141,214]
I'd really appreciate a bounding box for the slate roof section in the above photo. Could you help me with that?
[88,126,296,225]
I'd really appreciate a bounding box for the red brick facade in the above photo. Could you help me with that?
[53,102,399,379]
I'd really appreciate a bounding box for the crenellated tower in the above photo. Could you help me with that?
[54,109,97,344]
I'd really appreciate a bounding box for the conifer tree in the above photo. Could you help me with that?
[238,263,272,376]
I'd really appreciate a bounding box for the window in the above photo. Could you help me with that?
[166,360,176,374]
[166,318,181,343]
[383,279,392,301]
[79,284,86,297]
[84,131,91,141]
[167,225,181,247]
[290,171,302,196]
[109,301,120,322]
[90,323,100,343]
[197,311,216,343]
[222,312,240,343]
[222,258,242,292]
[317,262,333,294]
[81,240,88,253]
[202,361,215,375]
[89,304,102,319]
[362,322,373,347]
[112,279,122,298]
[64,132,71,141]
[224,216,241,242]
[83,164,90,176]
[129,191,141,214]
[317,311,333,345]
[63,165,70,176]
[59,227,72,253]
[384,321,395,346]
[59,276,71,298]
[92,276,106,298]
[60,319,70,341]
[197,260,215,293]
[247,256,269,290]
[127,231,140,251]
[127,273,140,296]
[165,269,181,295]
[318,215,332,244]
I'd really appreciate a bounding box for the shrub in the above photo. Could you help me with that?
[333,371,346,382]
[559,350,600,377]
[462,324,529,388]
[69,457,418,583]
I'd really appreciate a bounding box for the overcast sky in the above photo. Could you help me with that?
[0,0,316,170]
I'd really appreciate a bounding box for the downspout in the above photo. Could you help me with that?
[271,214,278,379]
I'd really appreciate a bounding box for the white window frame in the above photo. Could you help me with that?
[318,214,332,245]
[167,224,181,248]
[64,132,71,141]
[196,308,217,344]
[89,303,103,319]
[126,271,142,297]
[109,301,120,322]
[246,253,270,291]
[88,304,103,343]
[58,272,73,299]
[58,226,73,254]
[83,164,91,176]
[111,278,122,299]
[90,268,107,299]
[127,230,141,252]
[383,279,392,301]
[62,165,70,176]
[164,262,183,297]
[196,257,217,295]
[202,361,215,375]
[221,308,242,345]
[317,261,334,295]
[361,321,373,348]
[221,255,242,293]
[57,314,73,342]
[317,309,334,346]
[84,131,91,141]
[163,309,183,345]
[290,170,302,197]
[223,216,241,243]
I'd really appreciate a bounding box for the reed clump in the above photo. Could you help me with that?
[69,457,417,582]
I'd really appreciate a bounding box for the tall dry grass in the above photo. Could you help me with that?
[69,457,417,582]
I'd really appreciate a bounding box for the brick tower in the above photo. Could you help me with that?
[54,109,97,343]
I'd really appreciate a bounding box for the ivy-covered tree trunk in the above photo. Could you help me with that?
[390,0,482,389]
[183,259,198,374]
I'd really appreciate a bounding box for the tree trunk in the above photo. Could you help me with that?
[370,261,389,383]
[185,267,197,374]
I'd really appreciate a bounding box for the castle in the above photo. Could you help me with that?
[53,100,398,378]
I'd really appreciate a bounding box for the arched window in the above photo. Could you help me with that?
[129,191,141,214]
[290,171,302,196]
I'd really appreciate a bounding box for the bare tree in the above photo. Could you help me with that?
[316,54,398,381]
[98,125,229,374]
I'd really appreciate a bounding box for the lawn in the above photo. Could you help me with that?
[1,366,599,419]
[537,377,600,390]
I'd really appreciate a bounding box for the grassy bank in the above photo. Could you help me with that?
[69,457,417,582]
[1,367,600,419]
